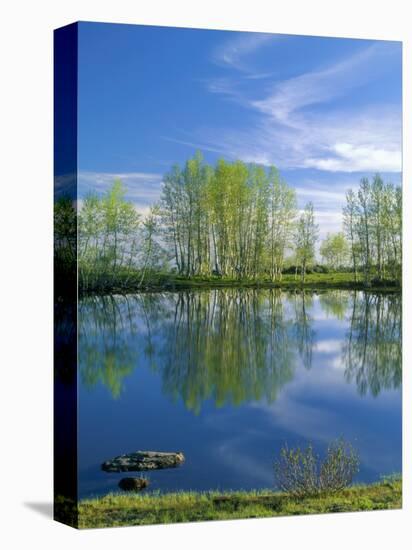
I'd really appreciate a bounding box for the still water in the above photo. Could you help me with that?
[77,289,401,498]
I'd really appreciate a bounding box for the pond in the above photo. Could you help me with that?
[76,289,402,498]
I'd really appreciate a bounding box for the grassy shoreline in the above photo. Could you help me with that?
[78,478,401,528]
[79,272,401,296]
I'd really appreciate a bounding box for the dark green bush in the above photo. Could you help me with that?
[282,265,298,275]
[313,264,329,274]
[282,264,331,275]
[274,439,360,497]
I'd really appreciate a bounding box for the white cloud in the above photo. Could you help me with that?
[210,103,401,174]
[305,143,401,172]
[316,339,343,354]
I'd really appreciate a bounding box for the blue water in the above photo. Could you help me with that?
[77,289,401,499]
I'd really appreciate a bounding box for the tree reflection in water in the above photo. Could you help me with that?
[78,289,401,409]
[342,292,401,396]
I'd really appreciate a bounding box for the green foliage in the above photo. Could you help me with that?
[70,157,402,293]
[274,439,360,497]
[320,232,350,269]
[294,202,319,282]
[54,196,77,278]
[78,180,169,292]
[78,180,141,290]
[343,174,402,285]
[160,152,297,281]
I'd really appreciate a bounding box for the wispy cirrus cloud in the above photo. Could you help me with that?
[180,40,402,174]
[212,32,275,72]
[160,38,401,238]
[251,43,396,122]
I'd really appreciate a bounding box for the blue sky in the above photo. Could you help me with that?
[76,22,402,238]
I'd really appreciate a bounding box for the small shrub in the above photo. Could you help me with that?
[380,472,402,485]
[274,439,360,497]
[313,264,329,274]
[282,265,298,275]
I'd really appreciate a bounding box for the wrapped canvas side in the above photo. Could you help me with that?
[54,22,79,529]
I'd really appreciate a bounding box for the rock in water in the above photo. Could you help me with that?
[102,451,185,472]
[118,477,149,491]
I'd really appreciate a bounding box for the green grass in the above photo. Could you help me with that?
[164,272,399,292]
[77,478,402,528]
[81,270,401,296]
